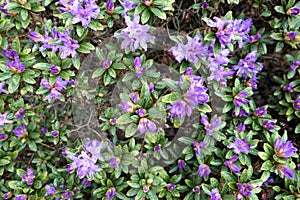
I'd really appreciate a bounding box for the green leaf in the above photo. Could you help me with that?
[33,63,51,70]
[141,9,151,24]
[108,68,117,78]
[31,6,45,12]
[150,7,167,20]
[28,141,37,151]
[270,33,283,41]
[12,37,20,53]
[88,20,104,31]
[72,56,80,70]
[274,6,285,14]
[135,4,147,14]
[92,67,106,79]
[0,159,10,166]
[261,160,273,170]
[8,74,21,93]
[275,42,284,52]
[204,33,216,41]
[295,123,300,134]
[214,40,221,57]
[117,113,134,124]
[22,73,36,84]
[125,123,137,138]
[258,152,269,161]
[161,93,181,103]
[77,42,95,54]
[162,78,182,93]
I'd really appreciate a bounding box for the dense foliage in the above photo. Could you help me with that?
[0,0,299,200]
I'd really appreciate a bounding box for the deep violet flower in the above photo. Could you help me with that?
[236,183,252,199]
[193,141,207,154]
[106,187,116,200]
[210,188,222,200]
[276,165,295,179]
[224,156,240,173]
[40,76,69,101]
[198,164,211,177]
[21,168,35,185]
[274,138,297,158]
[234,91,249,107]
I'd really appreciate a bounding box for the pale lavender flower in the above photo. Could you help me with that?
[232,51,263,79]
[0,133,8,141]
[45,184,57,196]
[30,29,60,53]
[167,184,176,192]
[201,115,221,135]
[119,100,134,112]
[134,57,147,78]
[207,17,235,45]
[224,156,240,173]
[106,188,116,200]
[28,31,44,43]
[193,186,201,195]
[0,82,9,94]
[293,99,300,110]
[193,141,207,154]
[108,157,120,168]
[169,34,208,63]
[198,164,211,177]
[233,18,252,47]
[129,92,139,104]
[119,0,136,17]
[114,14,155,52]
[234,91,249,107]
[137,118,156,133]
[83,138,105,161]
[227,138,251,154]
[13,124,27,138]
[178,159,186,169]
[210,188,221,200]
[61,189,73,200]
[237,183,252,199]
[274,138,297,158]
[254,106,267,117]
[58,29,80,59]
[263,120,275,131]
[277,165,294,179]
[21,168,35,185]
[67,151,102,179]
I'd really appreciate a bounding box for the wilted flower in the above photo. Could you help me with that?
[13,124,27,138]
[21,168,35,185]
[0,111,13,126]
[276,165,294,179]
[254,106,267,117]
[232,50,263,80]
[138,118,156,133]
[193,141,207,154]
[114,14,155,52]
[198,164,211,177]
[106,187,116,200]
[119,0,136,17]
[224,156,240,173]
[227,138,251,154]
[274,138,297,158]
[210,188,222,200]
[293,99,300,110]
[201,115,221,135]
[0,82,9,94]
[45,184,57,196]
[234,91,249,107]
[263,120,275,130]
[169,34,208,63]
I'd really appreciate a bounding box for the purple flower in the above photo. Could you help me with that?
[82,178,91,187]
[50,65,61,75]
[136,109,146,118]
[274,138,297,158]
[254,106,267,117]
[0,133,8,141]
[3,192,12,199]
[40,76,69,101]
[293,99,300,110]
[28,31,44,42]
[142,0,152,6]
[224,156,240,173]
[232,51,263,80]
[154,144,161,151]
[149,83,154,92]
[178,159,186,169]
[106,187,116,200]
[287,6,300,16]
[193,186,201,195]
[276,165,294,179]
[192,141,207,154]
[110,118,117,124]
[285,31,297,40]
[0,1,10,15]
[13,124,27,138]
[129,92,139,104]
[0,112,12,127]
[61,189,73,200]
[169,34,208,63]
[40,126,48,134]
[134,57,147,78]
[207,17,235,45]
[2,46,18,59]
[15,108,25,119]
[51,130,59,137]
[234,91,249,107]
[202,2,209,9]
[290,60,299,70]
[232,109,250,118]
[67,151,102,179]
[137,118,156,134]
[167,183,176,192]
[14,195,27,200]
[227,138,251,154]
[114,14,155,52]
[45,184,57,196]
[201,115,221,135]
[106,0,115,14]
[119,0,136,17]
[58,29,80,59]
[102,59,112,69]
[248,33,261,43]
[233,18,252,47]
[246,78,259,90]
[198,164,211,177]
[237,183,252,198]
[236,123,245,133]
[21,168,35,185]
[168,100,192,120]
[108,157,120,168]
[83,138,104,161]
[6,57,25,73]
[0,82,8,94]
[263,120,275,131]
[30,29,59,53]
[62,147,69,156]
[119,100,135,112]
[210,188,221,200]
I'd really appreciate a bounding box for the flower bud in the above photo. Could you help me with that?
[50,65,61,75]
[142,0,152,6]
